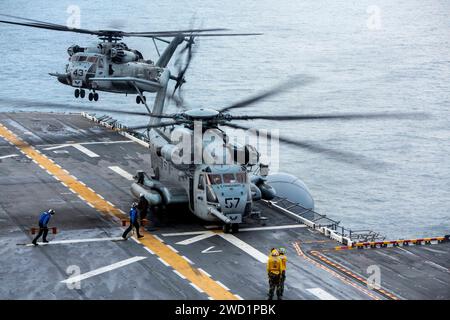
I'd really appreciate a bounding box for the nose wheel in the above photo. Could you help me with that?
[223,223,239,233]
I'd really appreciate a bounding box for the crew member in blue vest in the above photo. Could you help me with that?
[122,203,144,239]
[32,209,55,245]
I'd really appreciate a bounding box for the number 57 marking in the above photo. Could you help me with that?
[224,198,240,208]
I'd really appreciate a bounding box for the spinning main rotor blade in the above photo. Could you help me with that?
[222,122,386,170]
[0,18,96,35]
[229,112,427,121]
[0,14,260,39]
[219,76,316,112]
[125,121,182,131]
[172,36,195,103]
[124,28,228,35]
[139,32,263,38]
[0,98,175,118]
[0,13,70,28]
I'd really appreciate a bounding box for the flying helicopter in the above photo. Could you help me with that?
[0,13,259,110]
[9,77,424,233]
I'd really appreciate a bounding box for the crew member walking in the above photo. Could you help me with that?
[137,193,149,223]
[122,203,144,239]
[267,248,282,300]
[32,209,55,245]
[278,247,287,297]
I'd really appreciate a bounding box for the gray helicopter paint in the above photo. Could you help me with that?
[266,172,314,210]
[52,37,181,97]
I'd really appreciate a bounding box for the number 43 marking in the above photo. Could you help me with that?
[224,198,240,208]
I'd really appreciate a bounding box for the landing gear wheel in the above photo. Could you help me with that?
[231,224,239,233]
[136,96,141,104]
[93,93,99,101]
[74,89,80,98]
[88,92,94,101]
[80,89,86,98]
[223,224,231,233]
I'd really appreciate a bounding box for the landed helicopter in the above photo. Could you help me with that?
[14,77,424,233]
[0,14,259,111]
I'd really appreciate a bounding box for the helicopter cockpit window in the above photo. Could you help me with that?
[207,174,222,185]
[223,173,237,184]
[236,172,247,183]
[70,56,79,62]
[87,56,98,63]
[98,58,104,68]
[78,55,87,62]
[198,174,205,190]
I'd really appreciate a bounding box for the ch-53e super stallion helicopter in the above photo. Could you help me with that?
[20,77,423,233]
[0,14,259,108]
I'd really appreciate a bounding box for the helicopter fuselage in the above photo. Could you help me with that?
[52,41,168,98]
[135,124,254,226]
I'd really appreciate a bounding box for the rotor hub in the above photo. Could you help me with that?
[183,108,220,121]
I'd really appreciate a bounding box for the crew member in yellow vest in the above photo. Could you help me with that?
[278,247,287,297]
[266,248,282,300]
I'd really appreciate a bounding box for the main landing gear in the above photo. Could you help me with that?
[74,89,98,101]
[74,88,85,98]
[88,92,99,101]
[136,95,146,104]
[223,223,239,233]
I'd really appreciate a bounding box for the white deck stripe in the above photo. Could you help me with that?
[108,166,134,180]
[72,144,99,158]
[216,281,230,291]
[239,224,306,232]
[162,231,207,237]
[143,247,155,255]
[26,237,123,246]
[0,154,19,159]
[190,282,204,293]
[158,257,170,267]
[61,256,146,283]
[42,140,132,149]
[307,288,338,300]
[424,260,449,272]
[181,255,195,265]
[173,270,186,279]
[44,145,69,151]
[198,268,212,278]
[164,224,306,237]
[166,244,179,253]
[176,232,215,245]
[218,233,268,263]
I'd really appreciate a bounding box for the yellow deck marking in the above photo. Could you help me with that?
[0,123,237,300]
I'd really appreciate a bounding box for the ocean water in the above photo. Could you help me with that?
[0,0,449,238]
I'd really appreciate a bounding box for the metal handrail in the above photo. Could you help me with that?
[270,196,385,242]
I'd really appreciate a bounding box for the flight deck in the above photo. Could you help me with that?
[0,112,448,300]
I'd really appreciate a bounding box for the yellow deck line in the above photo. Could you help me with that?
[0,123,237,300]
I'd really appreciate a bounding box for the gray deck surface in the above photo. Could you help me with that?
[0,112,448,300]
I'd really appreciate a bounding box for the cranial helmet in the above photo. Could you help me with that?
[48,209,55,215]
[279,247,286,255]
[271,249,279,256]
